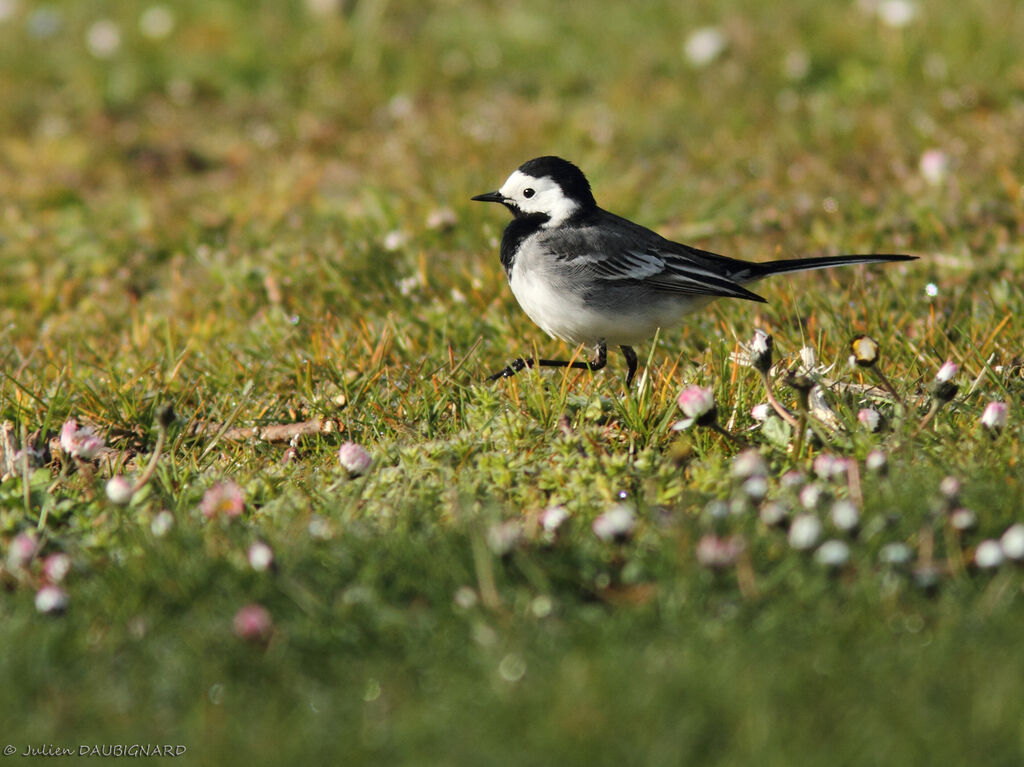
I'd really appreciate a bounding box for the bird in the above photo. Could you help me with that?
[472,156,916,387]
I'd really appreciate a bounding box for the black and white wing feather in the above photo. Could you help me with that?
[544,209,768,303]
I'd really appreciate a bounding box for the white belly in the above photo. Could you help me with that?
[508,265,707,347]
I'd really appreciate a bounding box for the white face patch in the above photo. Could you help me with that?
[498,170,580,227]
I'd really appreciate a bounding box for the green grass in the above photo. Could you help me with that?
[2,0,1024,764]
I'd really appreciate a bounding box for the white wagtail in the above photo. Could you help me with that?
[473,156,915,386]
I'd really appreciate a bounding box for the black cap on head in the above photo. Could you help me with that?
[518,156,596,208]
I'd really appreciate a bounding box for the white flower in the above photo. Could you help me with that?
[814,539,850,568]
[879,542,912,566]
[877,0,916,28]
[247,541,275,572]
[751,329,771,355]
[486,520,523,556]
[705,500,729,521]
[742,476,769,501]
[949,508,977,531]
[683,26,726,67]
[453,586,478,609]
[307,515,333,540]
[980,401,1008,430]
[750,403,772,422]
[732,449,767,480]
[799,483,823,510]
[382,230,407,252]
[105,475,134,506]
[151,510,174,537]
[1000,524,1024,560]
[592,504,636,542]
[788,514,822,550]
[939,476,960,500]
[731,329,773,373]
[35,585,69,614]
[975,540,1004,569]
[830,500,860,532]
[0,0,18,23]
[759,501,788,527]
[538,506,570,533]
[139,5,174,39]
[396,275,420,296]
[86,19,121,58]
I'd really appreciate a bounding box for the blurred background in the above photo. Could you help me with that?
[0,0,1021,354]
[2,4,1024,762]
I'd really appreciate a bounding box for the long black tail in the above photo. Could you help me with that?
[740,253,916,281]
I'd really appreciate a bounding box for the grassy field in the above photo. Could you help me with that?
[2,0,1024,763]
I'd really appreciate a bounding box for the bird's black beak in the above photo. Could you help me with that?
[471,191,504,203]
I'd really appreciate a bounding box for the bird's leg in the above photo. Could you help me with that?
[489,342,608,381]
[619,345,638,387]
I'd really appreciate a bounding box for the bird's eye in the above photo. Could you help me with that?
[523,188,535,199]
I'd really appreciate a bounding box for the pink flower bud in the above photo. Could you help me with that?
[200,481,245,519]
[980,401,1008,430]
[7,532,37,568]
[857,408,881,431]
[338,442,372,476]
[935,359,958,383]
[42,553,71,583]
[676,385,715,419]
[919,149,949,185]
[233,603,273,641]
[59,418,105,460]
